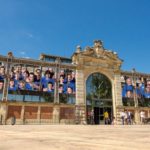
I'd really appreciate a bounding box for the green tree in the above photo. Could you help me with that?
[86,73,112,100]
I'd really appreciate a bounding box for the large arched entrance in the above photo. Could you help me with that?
[86,73,113,125]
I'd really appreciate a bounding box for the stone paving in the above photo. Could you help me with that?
[0,125,150,150]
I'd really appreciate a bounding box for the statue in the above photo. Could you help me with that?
[94,40,106,58]
[7,52,14,58]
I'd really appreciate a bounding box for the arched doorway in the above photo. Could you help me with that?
[86,73,113,125]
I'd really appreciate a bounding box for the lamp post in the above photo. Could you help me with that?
[131,68,138,107]
[54,57,61,104]
[2,52,13,101]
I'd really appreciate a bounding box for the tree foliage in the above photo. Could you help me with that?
[86,73,112,100]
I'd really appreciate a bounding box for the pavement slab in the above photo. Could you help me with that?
[0,125,150,150]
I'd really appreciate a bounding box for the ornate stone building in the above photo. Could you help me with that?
[0,40,150,125]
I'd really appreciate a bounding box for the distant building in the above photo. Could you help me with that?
[0,40,150,125]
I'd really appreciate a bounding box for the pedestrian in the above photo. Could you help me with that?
[140,110,145,124]
[104,110,109,125]
[90,109,94,125]
[120,110,126,125]
[111,116,116,125]
[126,110,132,125]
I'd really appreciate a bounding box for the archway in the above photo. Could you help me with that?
[86,72,113,125]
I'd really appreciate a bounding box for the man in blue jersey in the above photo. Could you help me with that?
[0,80,4,100]
[41,70,55,89]
[146,80,150,90]
[0,66,5,80]
[122,78,134,97]
[143,87,150,98]
[25,73,40,91]
[0,80,4,91]
[139,77,145,96]
[143,80,150,98]
[8,79,17,91]
[66,86,75,104]
[122,77,134,106]
[18,80,26,90]
[63,73,75,93]
[143,80,150,106]
[43,82,54,93]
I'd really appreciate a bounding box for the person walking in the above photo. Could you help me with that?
[126,110,132,125]
[120,110,126,125]
[104,110,109,125]
[90,109,94,125]
[140,110,145,124]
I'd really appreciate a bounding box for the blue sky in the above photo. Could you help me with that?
[0,0,150,73]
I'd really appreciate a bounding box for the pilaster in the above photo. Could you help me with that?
[53,105,60,123]
[21,105,25,124]
[0,102,7,124]
[37,105,41,124]
[76,69,85,105]
[113,73,123,124]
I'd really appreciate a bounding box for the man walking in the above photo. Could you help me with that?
[120,110,126,125]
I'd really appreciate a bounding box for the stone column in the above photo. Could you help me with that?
[21,105,25,124]
[75,69,86,124]
[113,73,123,124]
[76,69,85,104]
[148,110,150,118]
[2,62,9,102]
[37,105,41,124]
[54,58,60,104]
[114,74,122,106]
[115,107,124,125]
[0,103,7,125]
[134,109,140,124]
[53,105,60,124]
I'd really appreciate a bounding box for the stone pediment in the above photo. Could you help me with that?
[72,40,123,70]
[81,40,119,61]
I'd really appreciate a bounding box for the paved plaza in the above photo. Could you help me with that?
[0,125,150,150]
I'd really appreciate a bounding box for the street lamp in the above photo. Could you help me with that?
[131,68,138,107]
[131,68,136,86]
[2,52,13,101]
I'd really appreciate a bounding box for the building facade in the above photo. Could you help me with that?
[0,40,150,125]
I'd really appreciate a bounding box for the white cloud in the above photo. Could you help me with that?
[23,56,30,59]
[20,51,26,55]
[26,32,33,38]
[19,51,30,59]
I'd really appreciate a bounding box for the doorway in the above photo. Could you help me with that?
[87,105,112,125]
[86,73,112,125]
[94,107,112,124]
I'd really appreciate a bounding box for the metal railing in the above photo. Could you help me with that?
[7,90,54,103]
[122,97,150,107]
[0,91,3,101]
[138,98,150,107]
[122,98,135,106]
[0,90,77,104]
[59,93,75,104]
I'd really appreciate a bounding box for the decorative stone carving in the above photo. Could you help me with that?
[39,54,44,60]
[72,40,123,70]
[93,40,106,58]
[76,45,81,53]
[7,52,14,58]
[72,40,123,124]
